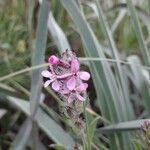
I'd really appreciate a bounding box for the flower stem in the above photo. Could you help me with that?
[83,101,91,150]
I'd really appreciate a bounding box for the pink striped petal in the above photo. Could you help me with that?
[52,80,60,91]
[71,59,80,73]
[41,70,52,78]
[76,93,85,101]
[67,76,76,90]
[78,71,90,80]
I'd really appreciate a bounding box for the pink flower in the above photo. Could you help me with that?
[41,70,60,91]
[67,83,88,103]
[141,121,150,133]
[60,81,88,103]
[66,58,90,91]
[41,50,90,104]
[48,55,59,65]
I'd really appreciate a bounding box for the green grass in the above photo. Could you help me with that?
[0,0,150,149]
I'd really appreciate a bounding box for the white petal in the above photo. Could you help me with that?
[52,80,60,91]
[41,70,52,78]
[76,93,85,101]
[78,71,90,80]
[44,80,51,87]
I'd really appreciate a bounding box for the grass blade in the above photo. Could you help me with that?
[30,0,49,117]
[47,12,71,51]
[0,109,7,119]
[59,0,130,148]
[90,0,134,120]
[126,0,150,66]
[111,9,127,34]
[127,56,150,115]
[29,1,49,149]
[60,0,117,122]
[9,1,49,149]
[98,119,150,133]
[7,96,75,149]
[9,119,32,150]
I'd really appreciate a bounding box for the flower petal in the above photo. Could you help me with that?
[57,73,72,79]
[52,80,60,91]
[60,89,70,95]
[41,70,52,78]
[67,76,76,90]
[71,59,80,73]
[76,93,85,101]
[78,71,90,80]
[83,83,88,90]
[76,83,85,92]
[76,83,88,92]
[67,95,74,103]
[44,80,51,87]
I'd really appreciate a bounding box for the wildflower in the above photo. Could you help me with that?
[138,121,150,149]
[41,50,90,128]
[141,121,150,139]
[41,50,90,104]
[66,58,90,91]
[67,83,88,103]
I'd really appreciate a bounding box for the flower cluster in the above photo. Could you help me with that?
[41,50,90,104]
[140,121,150,148]
[141,121,150,131]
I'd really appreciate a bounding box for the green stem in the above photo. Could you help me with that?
[83,101,91,150]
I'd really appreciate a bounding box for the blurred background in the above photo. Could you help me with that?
[0,0,150,149]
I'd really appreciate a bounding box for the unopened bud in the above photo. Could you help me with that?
[48,55,59,65]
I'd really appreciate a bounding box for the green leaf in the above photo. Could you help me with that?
[0,83,16,92]
[49,144,66,150]
[60,0,116,123]
[30,0,49,117]
[126,0,150,66]
[88,116,99,147]
[59,0,134,148]
[7,96,75,149]
[8,1,49,149]
[0,109,7,119]
[9,119,32,150]
[47,12,71,51]
[10,118,47,150]
[29,0,49,149]
[98,119,150,133]
[89,0,134,121]
[83,105,99,150]
[127,56,150,115]
[132,139,142,150]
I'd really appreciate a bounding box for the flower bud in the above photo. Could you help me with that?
[48,55,59,65]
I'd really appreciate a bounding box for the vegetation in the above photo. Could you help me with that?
[0,0,150,149]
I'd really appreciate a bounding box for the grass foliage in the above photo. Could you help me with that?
[0,0,150,149]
